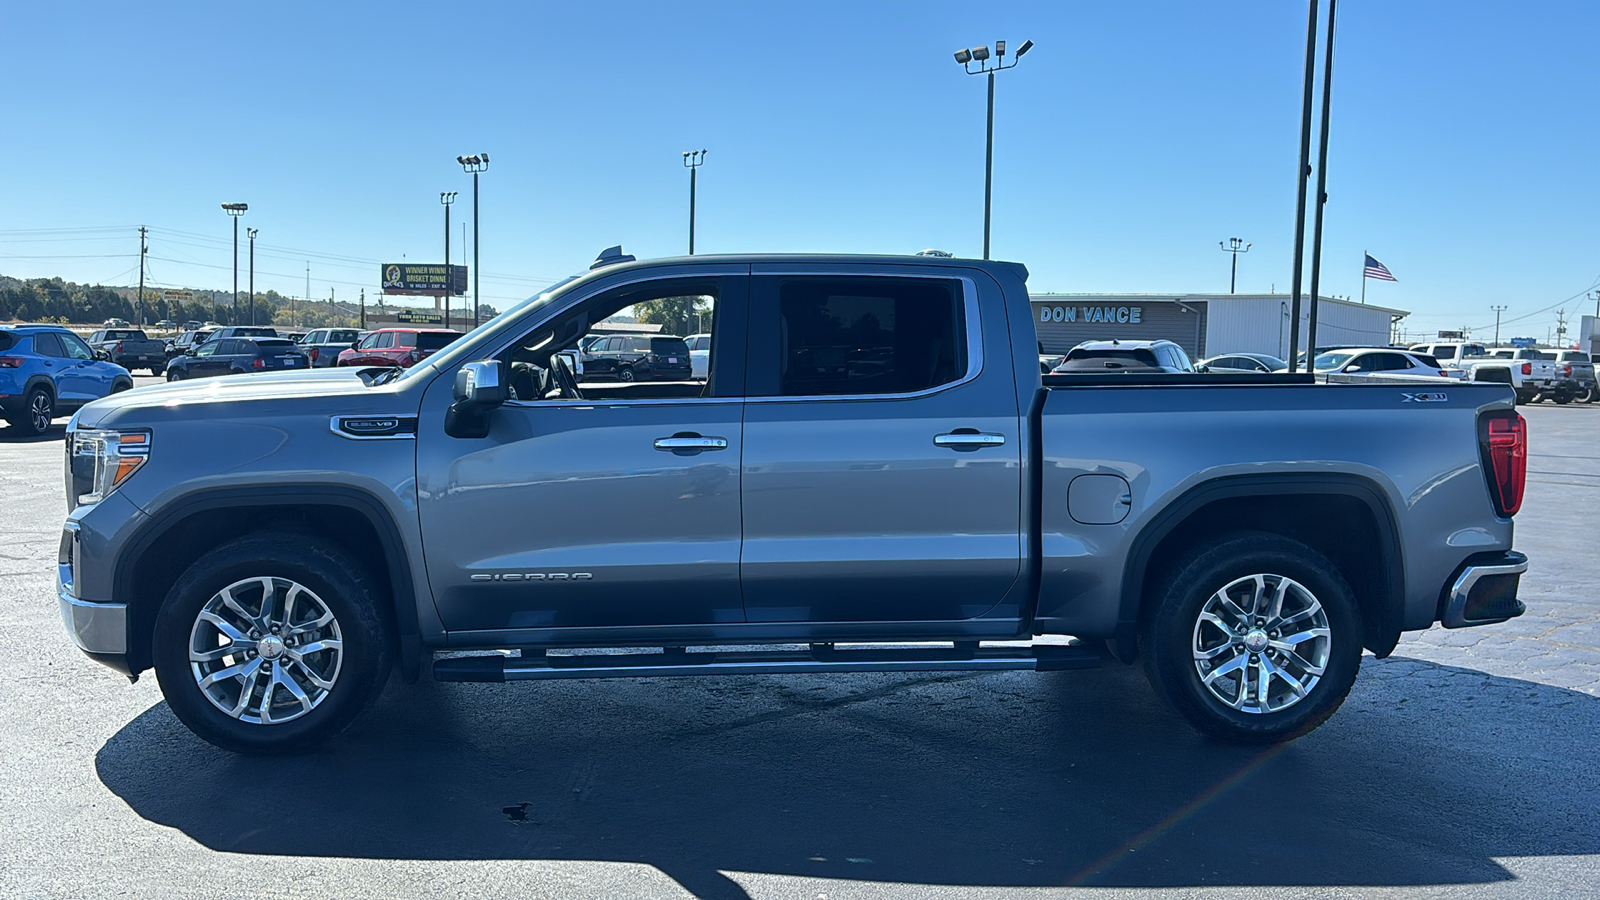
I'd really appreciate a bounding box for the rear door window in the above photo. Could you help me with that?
[32,333,66,357]
[754,276,966,397]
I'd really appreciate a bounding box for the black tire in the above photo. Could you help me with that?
[150,365,165,377]
[166,369,183,382]
[111,381,131,394]
[13,387,54,436]
[618,366,636,383]
[152,532,394,753]
[1141,531,1363,744]
[1555,390,1574,405]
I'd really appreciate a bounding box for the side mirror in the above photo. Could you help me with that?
[94,349,111,361]
[446,360,507,439]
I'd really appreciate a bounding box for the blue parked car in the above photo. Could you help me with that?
[0,325,135,436]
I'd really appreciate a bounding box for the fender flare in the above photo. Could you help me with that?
[1115,473,1405,661]
[114,485,424,681]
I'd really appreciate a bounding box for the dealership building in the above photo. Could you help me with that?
[1030,293,1409,361]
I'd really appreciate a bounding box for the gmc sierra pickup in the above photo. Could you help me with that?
[57,251,1529,753]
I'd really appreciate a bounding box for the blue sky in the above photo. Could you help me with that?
[2,1,1596,340]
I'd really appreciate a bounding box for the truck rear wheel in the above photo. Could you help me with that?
[1142,532,1362,744]
[152,533,393,753]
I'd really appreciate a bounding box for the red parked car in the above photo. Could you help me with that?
[336,328,462,368]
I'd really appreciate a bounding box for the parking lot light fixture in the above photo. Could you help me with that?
[221,203,247,324]
[458,153,490,328]
[684,149,707,255]
[953,38,1032,260]
[441,191,457,330]
[247,228,258,325]
[1220,238,1252,293]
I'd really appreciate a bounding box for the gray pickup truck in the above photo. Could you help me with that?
[57,251,1529,753]
[85,328,167,375]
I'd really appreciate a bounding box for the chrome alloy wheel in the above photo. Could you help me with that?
[29,391,52,432]
[1192,573,1331,715]
[188,576,344,725]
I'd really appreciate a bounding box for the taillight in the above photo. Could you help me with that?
[1520,362,1532,376]
[113,341,124,352]
[1479,411,1526,517]
[310,347,320,362]
[1562,365,1573,378]
[251,358,266,370]
[0,357,22,368]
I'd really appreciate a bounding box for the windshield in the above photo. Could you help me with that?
[393,273,584,384]
[1313,352,1353,371]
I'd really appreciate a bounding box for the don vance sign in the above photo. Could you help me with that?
[1038,305,1144,324]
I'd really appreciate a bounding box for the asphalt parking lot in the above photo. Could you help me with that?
[2,386,1597,899]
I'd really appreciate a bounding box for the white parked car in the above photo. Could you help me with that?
[685,333,711,380]
[1313,348,1449,379]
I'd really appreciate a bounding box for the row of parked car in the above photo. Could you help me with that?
[1040,339,1597,404]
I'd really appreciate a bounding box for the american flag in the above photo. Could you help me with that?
[1364,254,1398,282]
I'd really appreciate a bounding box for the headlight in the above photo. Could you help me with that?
[70,429,150,507]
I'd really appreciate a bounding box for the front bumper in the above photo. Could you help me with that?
[59,588,129,656]
[1442,550,1528,628]
[57,515,134,675]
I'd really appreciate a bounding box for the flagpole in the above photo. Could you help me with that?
[1360,250,1367,305]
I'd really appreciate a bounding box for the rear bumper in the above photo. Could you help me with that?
[1441,550,1527,628]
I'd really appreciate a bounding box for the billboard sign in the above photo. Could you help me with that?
[1510,337,1537,348]
[381,264,467,296]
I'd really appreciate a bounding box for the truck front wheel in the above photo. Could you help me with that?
[1142,532,1362,744]
[152,533,393,753]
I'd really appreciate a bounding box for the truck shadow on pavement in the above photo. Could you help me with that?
[96,655,1597,898]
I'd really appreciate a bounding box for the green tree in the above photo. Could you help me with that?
[632,295,709,336]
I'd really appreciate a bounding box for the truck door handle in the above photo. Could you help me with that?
[934,430,1007,449]
[654,434,728,452]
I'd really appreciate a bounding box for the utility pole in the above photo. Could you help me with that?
[1219,238,1251,293]
[1556,308,1569,348]
[1490,305,1508,345]
[359,289,365,329]
[247,227,258,325]
[136,227,148,326]
[305,263,310,330]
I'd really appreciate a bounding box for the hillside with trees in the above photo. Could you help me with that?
[0,274,498,329]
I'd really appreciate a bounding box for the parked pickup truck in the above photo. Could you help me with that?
[299,327,367,368]
[85,328,168,375]
[56,250,1530,753]
[1463,348,1560,404]
[1554,350,1596,403]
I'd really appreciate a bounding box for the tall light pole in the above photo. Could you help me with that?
[1304,0,1340,360]
[1219,238,1252,293]
[1491,304,1508,346]
[683,149,706,254]
[954,39,1032,260]
[221,203,247,324]
[441,191,457,329]
[247,227,258,325]
[1286,0,1319,372]
[457,153,489,328]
